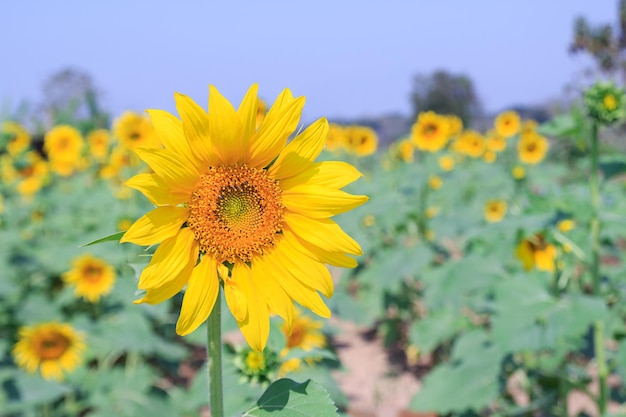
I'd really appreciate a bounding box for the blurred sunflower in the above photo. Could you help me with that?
[520,119,538,138]
[485,130,506,152]
[453,130,485,158]
[438,155,455,171]
[7,151,50,197]
[62,254,116,303]
[279,308,326,375]
[12,322,85,381]
[411,111,450,152]
[2,121,31,156]
[484,199,507,223]
[87,129,111,162]
[517,132,549,164]
[44,125,84,176]
[324,123,346,153]
[344,125,378,156]
[121,84,367,351]
[483,150,496,163]
[445,114,463,137]
[516,233,556,273]
[494,110,521,138]
[113,111,161,150]
[557,219,576,233]
[397,138,415,163]
[428,175,443,190]
[512,165,526,180]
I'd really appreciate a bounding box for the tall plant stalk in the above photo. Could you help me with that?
[207,289,224,417]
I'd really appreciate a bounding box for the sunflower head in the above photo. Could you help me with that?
[512,165,526,180]
[120,84,367,351]
[438,155,455,171]
[557,219,576,233]
[233,346,279,384]
[397,138,415,163]
[87,129,111,161]
[44,125,84,169]
[344,125,378,156]
[2,121,31,156]
[278,308,326,375]
[515,233,556,273]
[411,111,450,152]
[485,130,507,152]
[62,254,116,303]
[484,199,507,223]
[453,130,485,158]
[494,110,521,138]
[113,111,161,150]
[584,82,626,126]
[12,322,85,381]
[517,132,549,164]
[428,175,443,190]
[324,123,347,152]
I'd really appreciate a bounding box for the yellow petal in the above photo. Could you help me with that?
[232,263,270,352]
[125,173,188,206]
[283,185,368,218]
[176,256,220,335]
[146,109,203,171]
[133,147,198,194]
[268,117,328,180]
[224,275,248,323]
[174,93,219,167]
[264,249,331,318]
[284,211,362,256]
[248,94,305,169]
[138,228,198,289]
[284,228,358,268]
[208,85,244,165]
[276,236,334,298]
[280,161,363,190]
[121,206,189,246]
[134,260,194,305]
[250,255,294,326]
[40,360,64,381]
[237,84,259,147]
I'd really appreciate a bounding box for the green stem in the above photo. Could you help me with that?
[590,121,601,294]
[594,321,608,416]
[207,288,224,417]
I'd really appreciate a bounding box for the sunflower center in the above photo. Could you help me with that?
[82,265,103,282]
[286,323,305,348]
[604,94,617,111]
[35,333,70,360]
[187,165,284,264]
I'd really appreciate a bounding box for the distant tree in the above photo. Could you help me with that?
[409,70,482,127]
[569,0,626,76]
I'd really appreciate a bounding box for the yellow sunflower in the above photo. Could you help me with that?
[485,130,507,152]
[113,111,161,150]
[2,121,31,156]
[428,175,443,190]
[453,130,485,158]
[517,132,549,164]
[344,125,378,156]
[121,84,367,351]
[494,110,521,138]
[520,119,538,139]
[62,254,116,303]
[279,308,326,375]
[11,151,50,197]
[557,219,576,233]
[12,322,85,381]
[484,200,507,223]
[44,125,84,163]
[445,114,463,137]
[515,234,556,273]
[438,155,455,171]
[397,138,415,163]
[87,129,111,161]
[411,111,450,152]
[324,123,346,152]
[512,165,526,180]
[483,151,497,163]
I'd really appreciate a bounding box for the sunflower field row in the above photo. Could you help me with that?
[1,82,626,417]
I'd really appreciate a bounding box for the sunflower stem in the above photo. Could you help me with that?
[207,288,224,417]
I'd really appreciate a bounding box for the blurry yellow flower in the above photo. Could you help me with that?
[245,350,267,373]
[398,138,415,163]
[483,151,497,163]
[117,217,134,231]
[453,130,485,158]
[113,111,161,150]
[516,234,556,273]
[325,123,346,152]
[87,129,110,161]
[485,130,506,152]
[512,165,526,180]
[557,219,576,233]
[521,119,538,138]
[12,151,50,197]
[121,84,367,351]
[425,206,439,219]
[445,114,463,137]
[12,322,85,381]
[494,110,521,138]
[518,133,549,164]
[411,111,450,152]
[44,125,84,162]
[604,94,617,110]
[438,155,455,171]
[484,200,507,223]
[345,125,378,156]
[406,344,420,367]
[2,121,31,156]
[428,175,442,190]
[362,214,376,227]
[279,308,326,375]
[62,254,116,303]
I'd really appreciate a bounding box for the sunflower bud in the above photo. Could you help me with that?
[584,82,626,125]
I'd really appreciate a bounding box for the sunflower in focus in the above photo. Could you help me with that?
[87,129,111,162]
[494,110,521,138]
[113,111,161,150]
[484,199,507,223]
[516,233,556,273]
[344,125,378,156]
[411,111,450,152]
[2,121,31,156]
[325,123,346,152]
[453,130,485,158]
[517,132,549,164]
[121,84,367,351]
[12,322,85,381]
[62,254,116,303]
[279,308,326,375]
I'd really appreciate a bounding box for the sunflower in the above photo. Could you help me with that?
[87,129,111,162]
[438,155,455,171]
[494,110,521,138]
[279,308,326,375]
[2,121,31,156]
[453,130,485,158]
[324,123,346,152]
[44,125,84,162]
[411,111,450,152]
[9,151,50,197]
[484,199,507,223]
[113,111,161,150]
[12,322,85,381]
[515,234,556,273]
[445,114,463,137]
[557,219,576,233]
[121,84,367,351]
[344,125,378,156]
[517,132,549,164]
[397,138,415,163]
[62,254,116,303]
[485,130,506,152]
[483,151,496,163]
[428,175,442,190]
[512,165,526,180]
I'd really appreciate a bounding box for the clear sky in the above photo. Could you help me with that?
[0,1,618,124]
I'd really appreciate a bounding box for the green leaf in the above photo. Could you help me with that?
[80,231,126,247]
[408,307,466,354]
[538,113,578,138]
[243,378,338,417]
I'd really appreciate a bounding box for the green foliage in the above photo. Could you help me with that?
[243,379,338,417]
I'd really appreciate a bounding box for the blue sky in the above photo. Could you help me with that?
[0,1,618,123]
